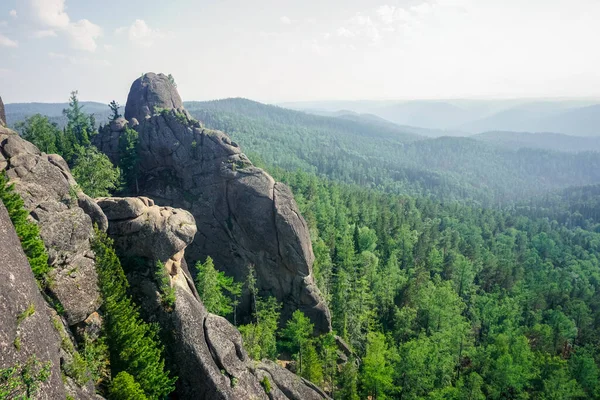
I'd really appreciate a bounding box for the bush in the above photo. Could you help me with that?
[109,372,148,400]
[0,172,50,282]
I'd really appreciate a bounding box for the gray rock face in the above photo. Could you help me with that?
[124,72,190,123]
[0,130,107,326]
[0,96,6,127]
[98,195,328,399]
[0,202,66,399]
[94,73,331,334]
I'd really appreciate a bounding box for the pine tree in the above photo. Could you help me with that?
[194,256,241,317]
[92,229,175,399]
[109,100,122,121]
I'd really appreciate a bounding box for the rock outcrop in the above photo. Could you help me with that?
[0,202,66,399]
[94,73,331,334]
[125,72,190,122]
[98,195,329,399]
[0,95,6,127]
[0,130,107,326]
[96,196,197,273]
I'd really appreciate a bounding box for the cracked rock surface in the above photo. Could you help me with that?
[0,202,67,399]
[94,73,331,333]
[0,130,107,326]
[98,194,329,399]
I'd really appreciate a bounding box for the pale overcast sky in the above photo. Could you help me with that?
[0,0,599,103]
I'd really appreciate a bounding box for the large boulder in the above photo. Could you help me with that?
[94,73,331,333]
[124,72,190,123]
[0,202,66,399]
[96,196,197,269]
[0,131,107,326]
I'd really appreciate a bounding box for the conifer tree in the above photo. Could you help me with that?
[92,229,175,399]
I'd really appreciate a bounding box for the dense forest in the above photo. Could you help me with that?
[186,99,600,206]
[8,93,600,399]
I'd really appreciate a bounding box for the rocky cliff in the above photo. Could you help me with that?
[0,202,66,399]
[94,72,331,334]
[98,196,329,399]
[0,131,107,326]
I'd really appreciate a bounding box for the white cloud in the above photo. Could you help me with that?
[33,29,57,38]
[67,19,102,51]
[337,14,381,44]
[9,10,17,18]
[117,19,166,48]
[280,16,292,25]
[103,44,113,51]
[376,5,411,25]
[336,27,355,38]
[0,34,18,47]
[28,0,69,28]
[21,0,102,51]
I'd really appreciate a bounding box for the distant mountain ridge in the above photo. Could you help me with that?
[283,99,600,137]
[474,131,600,153]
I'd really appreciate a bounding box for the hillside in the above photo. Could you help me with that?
[474,131,600,152]
[5,101,110,128]
[284,99,600,136]
[185,98,600,205]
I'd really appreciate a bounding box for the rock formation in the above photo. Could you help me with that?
[0,95,6,127]
[93,73,331,334]
[98,196,329,399]
[0,202,67,399]
[0,130,107,326]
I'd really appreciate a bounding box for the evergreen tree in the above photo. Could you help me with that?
[63,90,94,147]
[92,229,176,399]
[194,256,242,317]
[281,310,314,376]
[14,114,60,154]
[109,100,122,121]
[118,127,139,194]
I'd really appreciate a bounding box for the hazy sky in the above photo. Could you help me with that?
[1,0,599,103]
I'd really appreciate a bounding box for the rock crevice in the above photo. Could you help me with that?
[94,73,331,333]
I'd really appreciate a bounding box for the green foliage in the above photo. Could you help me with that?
[118,127,139,194]
[154,261,176,309]
[71,146,121,198]
[267,168,600,399]
[109,371,148,400]
[0,172,50,281]
[186,98,600,205]
[260,376,271,394]
[63,90,94,147]
[14,114,60,154]
[16,304,35,325]
[92,229,176,399]
[281,310,314,377]
[109,100,121,121]
[0,356,51,399]
[239,295,281,361]
[167,73,177,88]
[63,352,91,386]
[194,256,242,317]
[360,332,394,399]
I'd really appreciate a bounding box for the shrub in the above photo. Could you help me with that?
[0,172,50,282]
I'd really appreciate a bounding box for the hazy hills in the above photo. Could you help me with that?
[7,97,600,204]
[284,99,600,137]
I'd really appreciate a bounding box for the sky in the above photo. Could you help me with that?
[0,0,599,103]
